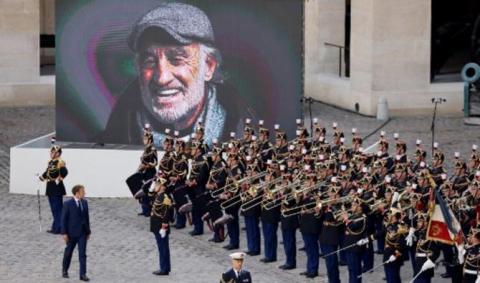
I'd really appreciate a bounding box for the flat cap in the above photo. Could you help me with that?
[128,3,215,51]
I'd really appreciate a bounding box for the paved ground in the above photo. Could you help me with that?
[1,103,478,282]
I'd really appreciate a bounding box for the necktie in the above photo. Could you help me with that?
[78,200,83,211]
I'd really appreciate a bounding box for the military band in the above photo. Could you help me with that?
[119,118,480,281]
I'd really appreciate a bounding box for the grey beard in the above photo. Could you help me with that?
[137,85,226,148]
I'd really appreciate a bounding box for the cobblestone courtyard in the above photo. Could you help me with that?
[1,103,478,282]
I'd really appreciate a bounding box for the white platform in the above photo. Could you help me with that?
[9,133,164,197]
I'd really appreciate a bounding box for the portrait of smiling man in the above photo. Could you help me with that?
[102,2,254,146]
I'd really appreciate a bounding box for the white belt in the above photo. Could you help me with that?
[416,253,431,257]
[464,269,478,275]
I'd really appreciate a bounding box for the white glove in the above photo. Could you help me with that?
[148,182,156,193]
[55,179,60,185]
[420,258,435,272]
[406,227,415,247]
[456,244,466,264]
[160,228,167,238]
[356,238,369,246]
[387,255,397,263]
[391,192,399,205]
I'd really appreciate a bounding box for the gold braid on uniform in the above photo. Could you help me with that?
[45,159,66,181]
[385,223,408,250]
[151,194,173,218]
[346,214,366,235]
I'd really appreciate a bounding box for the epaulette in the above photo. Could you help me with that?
[162,194,172,206]
[58,159,66,167]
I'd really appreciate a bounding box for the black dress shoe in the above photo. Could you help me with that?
[300,271,308,276]
[246,251,260,256]
[282,265,296,270]
[224,245,239,250]
[79,275,90,281]
[375,250,384,254]
[260,258,268,262]
[62,271,69,278]
[299,247,305,251]
[440,272,451,278]
[174,225,185,229]
[189,231,202,236]
[47,230,59,234]
[279,264,287,269]
[153,270,169,276]
[306,273,318,278]
[137,212,145,216]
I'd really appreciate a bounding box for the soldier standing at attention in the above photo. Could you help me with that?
[150,177,174,276]
[40,137,68,234]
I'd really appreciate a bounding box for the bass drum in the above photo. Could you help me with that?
[126,172,143,196]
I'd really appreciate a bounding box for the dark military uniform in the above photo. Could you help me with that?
[205,159,227,242]
[150,191,174,275]
[462,243,480,283]
[187,154,210,235]
[241,181,262,255]
[170,152,188,228]
[260,183,280,262]
[140,144,158,180]
[344,213,367,283]
[260,183,281,262]
[383,220,408,283]
[139,144,158,216]
[299,194,321,277]
[319,206,342,283]
[220,268,252,283]
[413,230,440,283]
[225,164,244,249]
[280,193,299,269]
[41,157,68,234]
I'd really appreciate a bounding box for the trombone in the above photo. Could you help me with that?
[261,179,302,210]
[280,180,328,207]
[281,194,351,217]
[220,183,260,210]
[210,171,267,197]
[240,177,284,212]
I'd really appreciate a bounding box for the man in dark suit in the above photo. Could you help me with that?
[220,252,252,283]
[61,185,91,281]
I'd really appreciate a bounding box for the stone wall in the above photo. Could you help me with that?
[305,0,463,116]
[0,0,54,106]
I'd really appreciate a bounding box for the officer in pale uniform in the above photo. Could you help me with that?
[220,252,252,283]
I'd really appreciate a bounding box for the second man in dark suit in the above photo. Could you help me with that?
[61,185,91,281]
